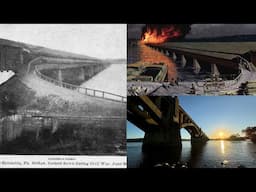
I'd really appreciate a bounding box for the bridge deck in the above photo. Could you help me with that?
[154,42,256,60]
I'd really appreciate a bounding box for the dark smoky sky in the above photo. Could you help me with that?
[128,24,256,39]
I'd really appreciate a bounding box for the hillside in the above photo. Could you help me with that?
[184,34,256,42]
[128,35,256,43]
[0,75,126,117]
[0,38,98,61]
[104,58,127,64]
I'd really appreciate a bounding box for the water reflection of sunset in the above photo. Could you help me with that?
[209,127,232,139]
[220,140,225,154]
[210,128,231,139]
[138,42,177,81]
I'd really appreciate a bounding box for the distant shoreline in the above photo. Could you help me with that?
[127,138,191,142]
[128,34,256,43]
[127,138,247,142]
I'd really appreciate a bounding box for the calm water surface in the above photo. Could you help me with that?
[128,140,256,168]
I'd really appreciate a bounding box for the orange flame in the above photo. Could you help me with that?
[141,26,181,44]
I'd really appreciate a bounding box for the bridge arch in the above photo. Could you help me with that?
[181,123,202,138]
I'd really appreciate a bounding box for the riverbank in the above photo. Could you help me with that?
[127,138,191,142]
[128,140,256,168]
[0,75,125,117]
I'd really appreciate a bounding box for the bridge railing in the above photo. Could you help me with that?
[34,65,126,103]
[224,69,243,87]
[224,56,251,88]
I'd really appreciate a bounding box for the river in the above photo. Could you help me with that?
[80,64,126,97]
[128,41,214,82]
[128,140,256,168]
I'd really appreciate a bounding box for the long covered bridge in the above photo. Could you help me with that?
[147,42,256,78]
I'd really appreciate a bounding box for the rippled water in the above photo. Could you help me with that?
[128,140,256,168]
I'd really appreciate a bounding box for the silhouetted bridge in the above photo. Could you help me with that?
[127,96,209,151]
[0,43,126,103]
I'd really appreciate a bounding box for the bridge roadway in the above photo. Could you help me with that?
[127,96,209,151]
[26,56,105,74]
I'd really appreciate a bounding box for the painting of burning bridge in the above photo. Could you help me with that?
[0,24,126,155]
[128,24,256,96]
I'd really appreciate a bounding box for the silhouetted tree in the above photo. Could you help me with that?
[228,133,244,140]
[242,127,256,142]
[0,91,18,115]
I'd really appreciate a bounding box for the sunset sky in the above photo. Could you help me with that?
[127,96,256,139]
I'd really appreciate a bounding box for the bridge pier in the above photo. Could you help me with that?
[193,58,201,74]
[142,122,182,152]
[52,118,59,134]
[78,67,86,81]
[211,63,220,77]
[191,135,209,144]
[58,69,63,86]
[20,49,24,66]
[181,55,187,68]
[172,52,177,61]
[0,45,6,70]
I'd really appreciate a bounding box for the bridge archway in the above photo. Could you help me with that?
[181,123,202,138]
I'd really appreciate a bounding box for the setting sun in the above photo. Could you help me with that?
[219,132,224,138]
[210,128,231,139]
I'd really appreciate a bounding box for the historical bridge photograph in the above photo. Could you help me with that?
[128,24,256,96]
[0,24,126,155]
[127,96,256,168]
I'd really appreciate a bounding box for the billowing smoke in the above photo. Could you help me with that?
[141,24,192,44]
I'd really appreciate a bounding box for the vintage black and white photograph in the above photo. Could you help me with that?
[0,24,126,166]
